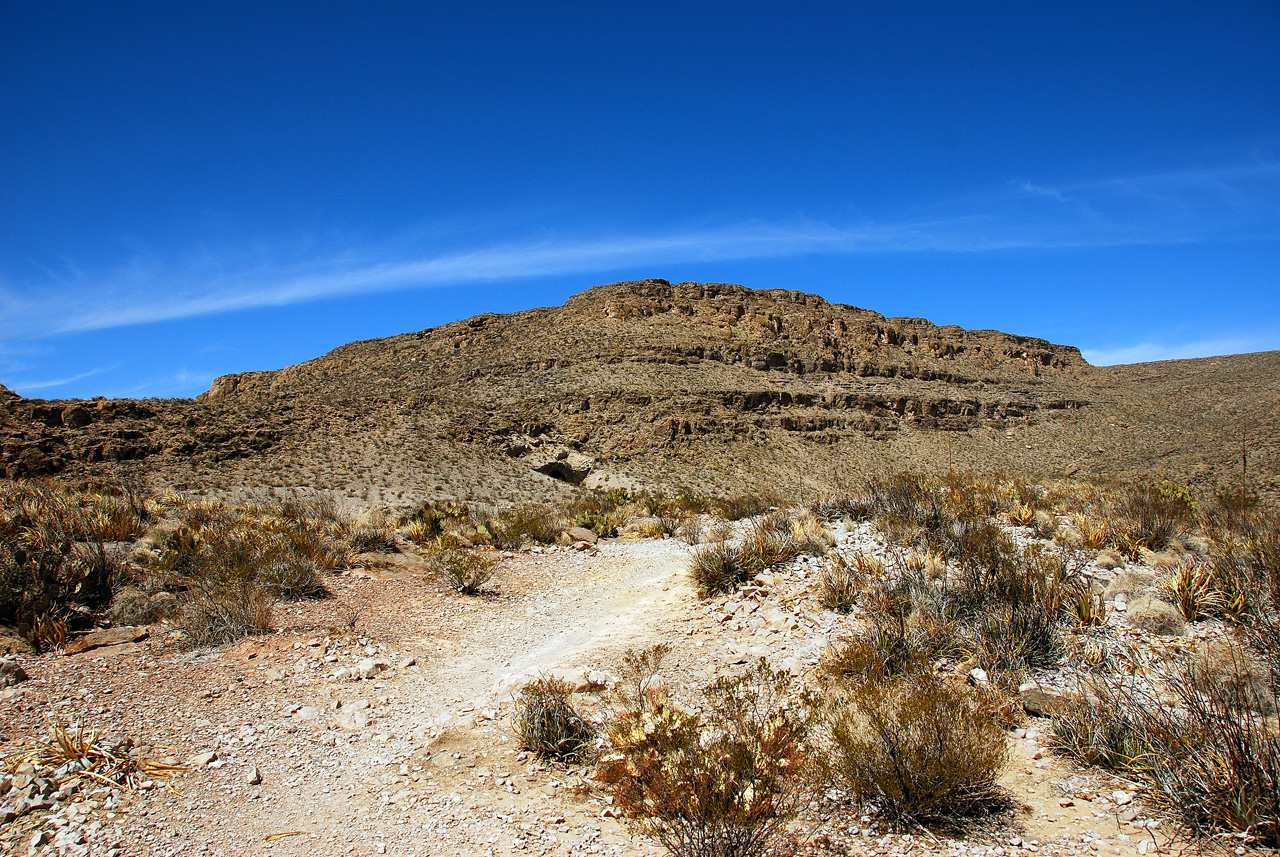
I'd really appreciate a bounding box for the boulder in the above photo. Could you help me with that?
[562,526,599,545]
[1019,682,1091,717]
[0,659,28,688]
[62,627,149,656]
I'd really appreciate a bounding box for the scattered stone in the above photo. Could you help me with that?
[562,526,599,545]
[356,658,388,680]
[1019,682,1089,717]
[0,658,28,688]
[62,627,148,656]
[190,751,217,767]
[246,767,262,785]
[335,708,370,731]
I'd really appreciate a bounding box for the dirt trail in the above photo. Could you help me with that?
[1,532,1180,857]
[208,539,692,857]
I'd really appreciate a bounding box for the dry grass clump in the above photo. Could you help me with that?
[486,503,567,548]
[827,674,1011,827]
[0,480,156,646]
[153,496,350,648]
[426,547,495,595]
[688,512,799,596]
[26,722,186,790]
[596,660,817,857]
[819,553,883,613]
[513,677,596,762]
[1050,657,1280,848]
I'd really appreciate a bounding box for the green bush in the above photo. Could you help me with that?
[428,548,494,595]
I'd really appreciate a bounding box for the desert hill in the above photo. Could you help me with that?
[2,279,1277,503]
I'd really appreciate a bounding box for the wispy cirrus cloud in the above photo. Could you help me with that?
[2,160,1277,339]
[12,365,117,391]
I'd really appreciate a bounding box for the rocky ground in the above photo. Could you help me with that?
[0,522,1218,857]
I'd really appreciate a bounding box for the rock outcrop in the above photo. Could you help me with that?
[2,280,1277,503]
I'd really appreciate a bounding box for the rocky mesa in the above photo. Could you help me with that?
[2,279,1277,504]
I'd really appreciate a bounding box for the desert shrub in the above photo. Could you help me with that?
[1125,597,1187,636]
[177,575,274,649]
[1064,586,1110,629]
[737,514,798,575]
[30,611,68,652]
[1158,563,1224,621]
[429,548,494,595]
[403,520,437,545]
[347,526,398,554]
[1048,683,1148,771]
[1191,640,1275,715]
[597,661,817,857]
[611,643,671,715]
[1205,510,1280,683]
[565,489,632,538]
[513,677,596,761]
[675,517,706,546]
[160,513,326,600]
[1071,514,1111,549]
[827,674,1010,827]
[819,554,863,613]
[1109,483,1192,559]
[689,541,744,596]
[1006,501,1036,527]
[710,492,777,521]
[486,503,566,548]
[1051,661,1280,847]
[0,481,131,640]
[824,628,931,684]
[974,603,1060,674]
[627,518,668,539]
[688,514,798,597]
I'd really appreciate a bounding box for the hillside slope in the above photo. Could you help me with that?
[2,279,1276,504]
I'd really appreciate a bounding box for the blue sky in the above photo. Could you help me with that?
[2,2,1278,399]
